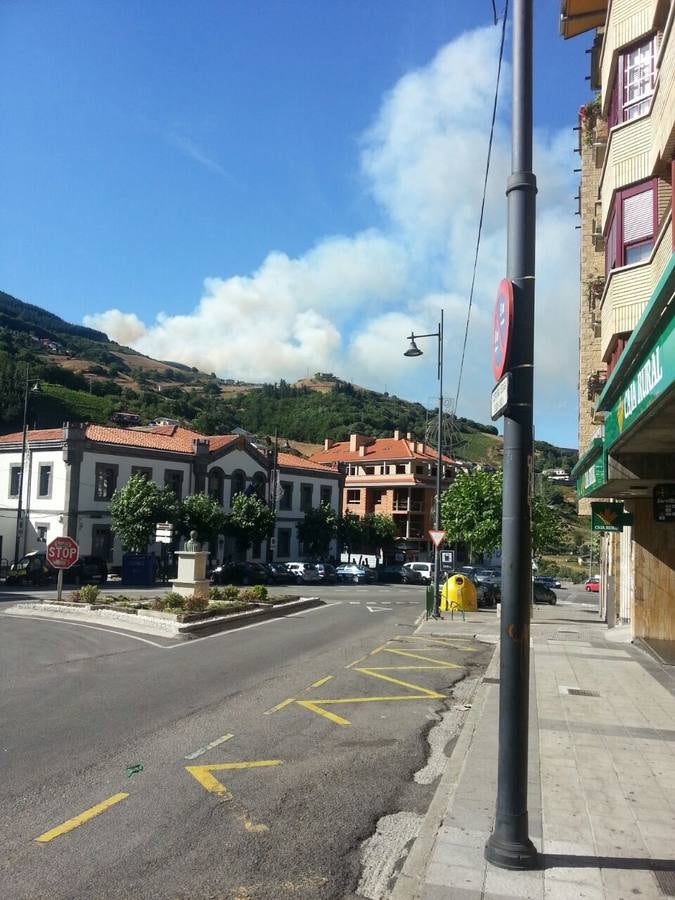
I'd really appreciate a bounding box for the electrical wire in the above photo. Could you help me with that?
[454,0,509,415]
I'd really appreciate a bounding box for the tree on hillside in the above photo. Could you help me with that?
[440,470,566,562]
[179,493,226,544]
[110,474,179,553]
[225,493,276,556]
[296,502,338,559]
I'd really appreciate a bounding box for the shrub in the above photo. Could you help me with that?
[151,596,167,611]
[76,584,100,603]
[210,584,240,603]
[249,584,268,603]
[238,588,263,604]
[183,594,208,612]
[163,591,185,610]
[68,590,81,603]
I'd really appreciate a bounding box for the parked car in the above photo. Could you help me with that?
[585,577,600,593]
[314,563,337,584]
[377,564,423,585]
[285,562,321,584]
[336,564,376,584]
[5,551,53,586]
[474,569,500,585]
[63,555,108,585]
[533,582,557,605]
[534,576,562,589]
[211,561,269,586]
[264,562,295,585]
[476,580,500,608]
[403,561,433,583]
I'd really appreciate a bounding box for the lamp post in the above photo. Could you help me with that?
[404,309,444,617]
[13,365,40,565]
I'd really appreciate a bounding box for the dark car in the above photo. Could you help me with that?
[533,582,557,605]
[211,561,269,586]
[5,551,53,586]
[377,564,423,585]
[476,580,500,608]
[335,564,377,584]
[315,563,337,584]
[535,575,562,589]
[265,562,294,585]
[63,555,108,585]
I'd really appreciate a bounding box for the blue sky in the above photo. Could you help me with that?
[1,2,592,448]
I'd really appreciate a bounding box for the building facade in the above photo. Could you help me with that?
[309,430,455,560]
[563,0,675,647]
[0,424,342,569]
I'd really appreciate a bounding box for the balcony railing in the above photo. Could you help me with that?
[392,499,425,513]
[600,115,651,233]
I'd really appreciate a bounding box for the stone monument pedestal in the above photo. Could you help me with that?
[171,551,210,599]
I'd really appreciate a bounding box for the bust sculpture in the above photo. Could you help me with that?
[184,530,202,552]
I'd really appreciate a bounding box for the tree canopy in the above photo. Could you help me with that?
[110,473,180,553]
[296,502,338,559]
[225,493,276,554]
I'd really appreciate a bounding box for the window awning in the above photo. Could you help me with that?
[559,0,607,39]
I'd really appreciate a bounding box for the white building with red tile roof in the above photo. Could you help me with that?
[0,423,342,570]
[309,430,456,560]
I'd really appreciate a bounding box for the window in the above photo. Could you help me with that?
[36,524,48,543]
[605,180,656,275]
[131,465,152,480]
[395,464,406,474]
[95,463,118,500]
[609,37,655,127]
[230,470,245,505]
[300,483,313,512]
[92,525,114,562]
[37,464,52,498]
[277,528,291,558]
[252,472,267,500]
[416,465,426,475]
[164,469,183,500]
[363,466,375,475]
[320,485,332,506]
[9,465,21,498]
[279,481,293,511]
[347,489,361,504]
[251,540,262,559]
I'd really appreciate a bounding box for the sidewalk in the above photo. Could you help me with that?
[392,598,675,899]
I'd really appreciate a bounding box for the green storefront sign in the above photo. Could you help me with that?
[591,502,632,532]
[605,312,675,450]
[577,455,606,498]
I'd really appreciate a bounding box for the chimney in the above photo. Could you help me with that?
[393,429,401,440]
[349,433,371,452]
[406,432,413,441]
[324,438,334,451]
[359,445,367,457]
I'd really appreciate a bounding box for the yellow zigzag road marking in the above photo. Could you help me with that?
[295,648,464,726]
[396,635,478,651]
[185,760,282,797]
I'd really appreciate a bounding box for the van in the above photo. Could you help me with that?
[403,561,433,583]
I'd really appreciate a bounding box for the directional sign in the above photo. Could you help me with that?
[47,536,79,570]
[185,760,282,797]
[492,279,514,382]
[491,373,511,420]
[155,522,174,545]
[428,529,447,549]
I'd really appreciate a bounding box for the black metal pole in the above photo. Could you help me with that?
[433,311,443,617]
[485,0,538,870]
[13,364,31,566]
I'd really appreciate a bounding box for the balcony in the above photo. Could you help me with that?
[600,116,652,232]
[651,4,675,170]
[600,214,673,360]
[587,370,608,400]
[600,1,653,112]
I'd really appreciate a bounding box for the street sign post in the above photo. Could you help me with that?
[491,279,514,382]
[428,529,446,549]
[491,373,511,420]
[47,536,79,601]
[155,523,174,544]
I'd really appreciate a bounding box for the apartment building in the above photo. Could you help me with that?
[0,423,342,568]
[309,430,455,560]
[563,0,675,648]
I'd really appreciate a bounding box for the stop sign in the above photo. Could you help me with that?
[47,536,79,570]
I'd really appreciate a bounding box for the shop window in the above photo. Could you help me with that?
[92,525,114,562]
[251,541,262,559]
[95,463,118,500]
[605,180,656,276]
[608,36,656,127]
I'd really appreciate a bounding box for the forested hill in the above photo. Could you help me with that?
[0,288,578,471]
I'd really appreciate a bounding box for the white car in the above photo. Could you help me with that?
[285,562,320,584]
[403,562,433,583]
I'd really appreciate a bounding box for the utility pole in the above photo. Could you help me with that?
[485,0,539,870]
[13,364,35,566]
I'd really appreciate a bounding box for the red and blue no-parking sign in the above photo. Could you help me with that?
[492,279,514,382]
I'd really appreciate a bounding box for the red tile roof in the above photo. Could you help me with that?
[85,424,201,454]
[309,437,455,466]
[276,451,340,474]
[0,428,64,444]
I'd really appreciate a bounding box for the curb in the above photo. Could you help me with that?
[3,597,324,640]
[390,643,500,900]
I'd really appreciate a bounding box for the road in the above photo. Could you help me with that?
[0,583,493,899]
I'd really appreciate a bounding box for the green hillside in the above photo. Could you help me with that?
[0,288,578,473]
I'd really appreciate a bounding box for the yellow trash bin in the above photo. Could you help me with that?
[440,574,478,612]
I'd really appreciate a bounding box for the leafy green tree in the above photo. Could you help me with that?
[225,493,276,555]
[362,512,397,549]
[179,493,226,544]
[440,471,503,563]
[531,495,566,555]
[337,510,364,555]
[110,473,179,552]
[296,502,338,559]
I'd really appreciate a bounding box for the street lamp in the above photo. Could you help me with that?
[404,309,444,617]
[13,365,39,565]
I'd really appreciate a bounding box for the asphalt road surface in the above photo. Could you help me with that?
[0,584,493,900]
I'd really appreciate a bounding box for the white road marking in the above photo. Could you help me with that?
[185,733,233,760]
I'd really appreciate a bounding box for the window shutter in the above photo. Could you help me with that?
[623,188,653,242]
